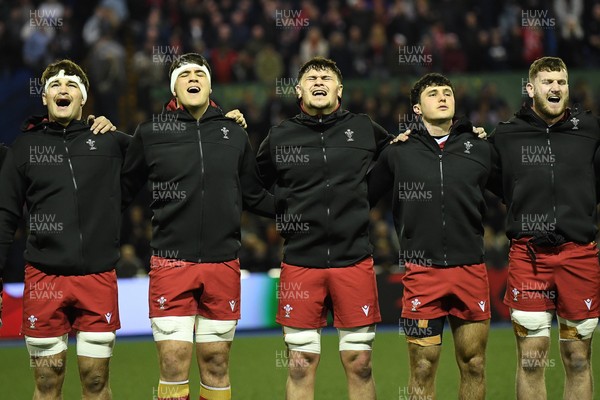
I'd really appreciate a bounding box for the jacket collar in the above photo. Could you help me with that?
[515,102,577,128]
[296,101,348,128]
[414,116,473,139]
[163,98,225,122]
[21,115,89,134]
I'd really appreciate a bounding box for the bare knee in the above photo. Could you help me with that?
[33,363,66,395]
[202,350,230,380]
[288,351,319,381]
[81,369,109,394]
[341,351,372,381]
[519,350,548,375]
[413,357,437,382]
[159,345,191,380]
[460,354,485,378]
[562,349,590,374]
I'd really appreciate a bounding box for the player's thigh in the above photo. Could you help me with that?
[448,316,490,359]
[197,260,241,320]
[276,263,328,328]
[556,242,600,319]
[71,270,120,333]
[328,258,381,328]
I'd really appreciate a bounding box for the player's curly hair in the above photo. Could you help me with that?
[297,57,343,83]
[410,73,454,107]
[528,57,567,82]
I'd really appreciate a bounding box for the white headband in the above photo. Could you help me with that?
[44,69,88,103]
[170,63,211,95]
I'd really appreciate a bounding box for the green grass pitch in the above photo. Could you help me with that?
[0,327,598,399]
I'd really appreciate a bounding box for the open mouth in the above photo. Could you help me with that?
[312,90,327,97]
[187,86,200,93]
[56,98,71,108]
[548,96,560,103]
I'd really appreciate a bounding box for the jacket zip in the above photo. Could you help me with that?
[546,128,557,228]
[319,120,331,267]
[438,149,448,266]
[197,120,205,262]
[63,129,84,266]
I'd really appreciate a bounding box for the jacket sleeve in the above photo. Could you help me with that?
[0,148,27,276]
[112,130,132,159]
[485,141,503,198]
[595,145,600,204]
[0,144,7,170]
[371,120,394,159]
[239,134,275,218]
[256,130,278,189]
[367,145,394,207]
[120,125,148,211]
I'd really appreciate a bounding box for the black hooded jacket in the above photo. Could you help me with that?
[120,100,275,263]
[489,104,600,243]
[0,117,130,276]
[0,144,7,169]
[369,118,501,267]
[257,107,392,268]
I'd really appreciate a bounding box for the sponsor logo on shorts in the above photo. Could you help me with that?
[229,300,236,311]
[512,287,520,301]
[28,315,38,329]
[584,298,592,310]
[86,138,97,151]
[411,298,421,312]
[283,303,293,318]
[105,312,112,323]
[362,305,370,316]
[478,300,486,312]
[157,296,167,310]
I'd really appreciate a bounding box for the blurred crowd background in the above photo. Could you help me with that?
[2,0,600,281]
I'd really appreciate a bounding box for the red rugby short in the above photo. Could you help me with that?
[148,256,241,320]
[504,239,600,319]
[401,262,491,321]
[22,265,120,337]
[275,257,381,329]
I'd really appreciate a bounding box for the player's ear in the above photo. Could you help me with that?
[42,92,47,106]
[525,82,534,99]
[295,85,302,99]
[413,104,421,115]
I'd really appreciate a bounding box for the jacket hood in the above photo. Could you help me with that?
[21,115,89,133]
[413,116,474,139]
[515,103,578,128]
[295,101,349,128]
[163,98,225,122]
